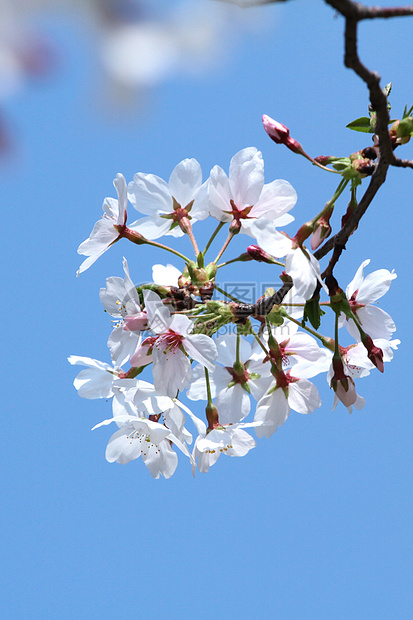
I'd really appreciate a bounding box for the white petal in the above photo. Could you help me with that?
[252,179,297,219]
[215,384,250,424]
[346,259,370,298]
[168,158,202,206]
[208,165,233,221]
[128,172,172,215]
[254,389,290,438]
[229,147,264,207]
[184,334,217,372]
[288,379,321,414]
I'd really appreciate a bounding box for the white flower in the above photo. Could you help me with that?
[208,147,296,245]
[187,334,272,424]
[127,158,208,240]
[92,395,194,479]
[327,338,400,413]
[254,370,321,438]
[340,259,397,340]
[143,290,217,397]
[327,359,366,414]
[100,257,145,366]
[77,174,128,275]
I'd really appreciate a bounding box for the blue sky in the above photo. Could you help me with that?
[2,2,413,619]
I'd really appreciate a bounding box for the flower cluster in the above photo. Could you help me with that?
[71,145,399,479]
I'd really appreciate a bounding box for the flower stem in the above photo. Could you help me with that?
[202,221,225,256]
[284,312,333,349]
[214,231,234,264]
[214,284,243,304]
[144,239,190,263]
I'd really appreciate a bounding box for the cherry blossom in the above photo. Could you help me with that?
[254,368,322,438]
[142,290,217,397]
[100,257,145,366]
[187,334,272,424]
[92,413,191,479]
[127,159,208,240]
[77,174,129,276]
[339,259,397,340]
[208,147,296,247]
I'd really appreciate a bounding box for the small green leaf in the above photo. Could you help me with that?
[346,117,374,133]
[302,295,325,330]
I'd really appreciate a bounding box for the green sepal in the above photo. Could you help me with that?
[302,294,325,330]
[236,320,253,336]
[267,307,285,327]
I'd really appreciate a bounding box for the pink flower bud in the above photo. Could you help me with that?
[262,114,304,154]
[247,245,277,264]
[130,340,154,367]
[123,312,148,332]
[361,334,384,373]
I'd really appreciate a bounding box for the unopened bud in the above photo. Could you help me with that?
[262,114,304,155]
[390,118,412,145]
[314,155,337,165]
[247,245,278,264]
[292,221,313,247]
[361,333,384,373]
[351,157,376,177]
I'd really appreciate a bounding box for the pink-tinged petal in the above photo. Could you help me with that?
[123,313,148,332]
[254,389,290,438]
[215,384,250,424]
[208,165,233,221]
[333,378,357,409]
[130,342,153,367]
[183,334,217,372]
[128,172,172,215]
[229,147,264,207]
[168,158,202,206]
[288,379,321,414]
[356,268,397,304]
[346,259,370,298]
[252,179,297,219]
